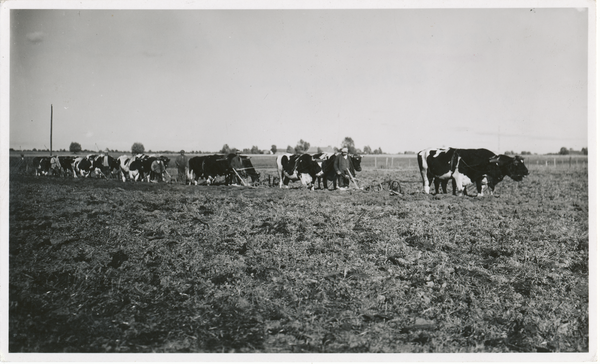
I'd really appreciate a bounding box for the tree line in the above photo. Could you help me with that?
[21,140,586,156]
[53,137,386,155]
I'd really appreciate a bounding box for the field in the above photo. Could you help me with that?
[7,156,590,354]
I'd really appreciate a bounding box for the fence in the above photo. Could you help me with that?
[359,154,588,171]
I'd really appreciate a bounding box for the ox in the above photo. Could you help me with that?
[418,147,529,196]
[276,153,323,190]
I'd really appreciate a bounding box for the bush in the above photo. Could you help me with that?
[69,142,82,153]
[131,142,145,154]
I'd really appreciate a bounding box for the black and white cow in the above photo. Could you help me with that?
[417,147,529,196]
[96,155,120,178]
[276,153,323,190]
[72,154,107,178]
[117,155,133,182]
[117,154,147,181]
[312,152,362,190]
[58,156,76,177]
[32,156,52,176]
[187,155,209,185]
[187,154,246,186]
[143,155,170,182]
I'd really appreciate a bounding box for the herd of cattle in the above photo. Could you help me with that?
[27,147,529,196]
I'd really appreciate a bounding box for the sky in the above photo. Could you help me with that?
[6,4,590,155]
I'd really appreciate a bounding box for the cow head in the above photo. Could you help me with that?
[351,154,362,172]
[490,155,529,181]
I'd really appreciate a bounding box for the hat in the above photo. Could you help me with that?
[180,150,185,155]
[341,147,348,153]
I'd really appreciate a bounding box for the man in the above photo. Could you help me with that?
[334,147,351,190]
[175,150,188,185]
[18,154,26,174]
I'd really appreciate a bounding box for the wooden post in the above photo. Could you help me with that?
[375,156,377,169]
[50,104,53,156]
[554,158,556,167]
[386,157,388,169]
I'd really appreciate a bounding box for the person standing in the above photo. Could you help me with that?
[175,150,188,185]
[334,147,351,190]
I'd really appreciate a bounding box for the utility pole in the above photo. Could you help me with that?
[50,104,53,156]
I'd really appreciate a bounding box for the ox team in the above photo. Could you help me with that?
[30,146,529,195]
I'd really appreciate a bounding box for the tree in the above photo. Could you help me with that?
[295,139,310,154]
[220,144,231,154]
[271,145,277,154]
[341,137,357,154]
[317,147,323,153]
[582,147,588,155]
[250,145,261,154]
[559,147,569,155]
[131,142,145,154]
[69,142,82,153]
[286,145,294,153]
[363,145,372,154]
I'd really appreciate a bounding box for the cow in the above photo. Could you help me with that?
[313,152,362,190]
[118,154,149,182]
[72,156,92,178]
[58,156,76,177]
[418,147,529,196]
[142,155,170,182]
[74,154,107,178]
[117,155,133,182]
[96,155,120,178]
[204,154,244,185]
[186,154,244,186]
[417,147,453,194]
[187,155,209,185]
[32,157,52,176]
[276,153,323,190]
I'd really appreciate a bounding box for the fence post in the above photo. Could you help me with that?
[386,157,388,169]
[375,156,377,169]
[554,158,556,168]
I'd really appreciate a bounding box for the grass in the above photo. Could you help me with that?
[8,164,589,353]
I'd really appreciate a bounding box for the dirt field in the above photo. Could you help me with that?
[8,163,589,353]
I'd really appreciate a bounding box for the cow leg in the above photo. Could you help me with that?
[477,176,489,197]
[421,170,431,194]
[440,179,449,194]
